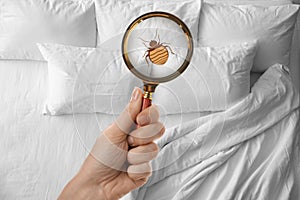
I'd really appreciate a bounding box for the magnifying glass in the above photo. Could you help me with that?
[122,11,193,111]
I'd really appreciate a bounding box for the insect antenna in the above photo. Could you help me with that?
[158,33,161,44]
[138,37,150,43]
[142,42,148,48]
[154,29,161,44]
[154,29,158,40]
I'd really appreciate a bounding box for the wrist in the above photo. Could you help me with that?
[58,172,108,200]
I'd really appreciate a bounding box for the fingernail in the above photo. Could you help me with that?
[128,136,134,146]
[130,87,140,102]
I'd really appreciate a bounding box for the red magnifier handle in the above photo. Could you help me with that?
[140,84,157,111]
[137,92,152,129]
[141,95,152,111]
[137,84,157,128]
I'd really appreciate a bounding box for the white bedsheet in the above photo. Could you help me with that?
[123,64,300,200]
[0,60,206,199]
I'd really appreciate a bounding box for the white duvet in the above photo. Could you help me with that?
[0,61,299,199]
[123,64,300,200]
[0,60,204,199]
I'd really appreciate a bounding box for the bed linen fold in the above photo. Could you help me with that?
[122,64,300,200]
[0,60,209,199]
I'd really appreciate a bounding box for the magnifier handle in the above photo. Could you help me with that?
[138,86,156,128]
[141,97,152,111]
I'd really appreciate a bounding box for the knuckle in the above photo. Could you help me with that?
[143,162,152,172]
[149,142,159,152]
[155,122,164,133]
[127,165,135,175]
[140,177,149,184]
[144,170,152,178]
[159,125,165,135]
[127,152,134,164]
[151,105,160,117]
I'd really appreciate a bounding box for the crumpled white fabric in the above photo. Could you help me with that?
[122,64,300,200]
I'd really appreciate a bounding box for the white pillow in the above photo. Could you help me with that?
[95,0,202,49]
[0,0,97,61]
[205,0,292,5]
[198,3,299,72]
[153,42,257,114]
[38,43,142,115]
[38,42,256,115]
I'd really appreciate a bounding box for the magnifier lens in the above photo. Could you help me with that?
[123,13,193,84]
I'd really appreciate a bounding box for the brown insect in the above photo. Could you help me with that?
[140,31,175,65]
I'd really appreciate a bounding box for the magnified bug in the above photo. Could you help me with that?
[140,30,175,65]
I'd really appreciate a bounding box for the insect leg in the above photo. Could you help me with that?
[165,45,175,54]
[145,54,150,66]
[142,50,148,58]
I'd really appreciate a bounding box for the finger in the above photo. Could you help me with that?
[127,162,152,181]
[136,105,160,126]
[107,87,142,139]
[127,142,159,165]
[127,122,165,146]
[90,134,128,171]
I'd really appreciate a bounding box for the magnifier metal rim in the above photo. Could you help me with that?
[122,11,193,84]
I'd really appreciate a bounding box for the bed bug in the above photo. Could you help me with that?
[140,31,175,65]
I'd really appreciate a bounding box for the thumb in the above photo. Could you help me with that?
[90,87,142,170]
[108,87,143,138]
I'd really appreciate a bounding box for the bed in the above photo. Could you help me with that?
[0,0,299,200]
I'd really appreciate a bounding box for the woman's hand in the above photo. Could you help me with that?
[58,87,165,200]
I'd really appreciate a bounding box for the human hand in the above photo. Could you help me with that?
[58,87,165,200]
